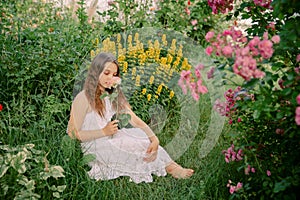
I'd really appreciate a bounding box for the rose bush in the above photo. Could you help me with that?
[181,0,300,198]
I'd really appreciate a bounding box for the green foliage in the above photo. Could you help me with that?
[0,143,65,199]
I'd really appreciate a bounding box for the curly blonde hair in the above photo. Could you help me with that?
[84,52,129,117]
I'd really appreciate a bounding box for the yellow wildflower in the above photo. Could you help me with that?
[147,94,151,101]
[128,35,132,45]
[90,50,95,59]
[154,95,159,99]
[154,40,160,50]
[122,62,128,73]
[117,33,121,43]
[141,88,147,95]
[160,57,167,65]
[94,38,99,47]
[132,67,136,77]
[156,84,163,94]
[167,54,173,63]
[118,55,126,62]
[149,75,154,85]
[135,75,141,86]
[169,39,176,55]
[162,34,167,46]
[177,45,183,57]
[134,33,139,42]
[169,90,175,99]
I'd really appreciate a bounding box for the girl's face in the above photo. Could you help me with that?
[98,62,118,91]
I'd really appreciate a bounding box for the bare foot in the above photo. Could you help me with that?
[166,162,194,179]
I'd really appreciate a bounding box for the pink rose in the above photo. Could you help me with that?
[191,19,198,26]
[296,54,300,63]
[296,94,300,105]
[205,46,214,56]
[205,31,215,42]
[271,35,280,44]
[222,45,233,57]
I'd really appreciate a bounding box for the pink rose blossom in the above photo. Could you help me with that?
[237,118,242,122]
[295,115,300,125]
[229,186,235,194]
[205,46,214,56]
[207,67,215,79]
[191,19,198,26]
[296,54,300,63]
[296,107,300,115]
[296,94,300,105]
[267,170,271,176]
[205,31,215,42]
[271,35,280,44]
[185,7,191,15]
[263,31,269,40]
[222,45,233,57]
[236,182,243,190]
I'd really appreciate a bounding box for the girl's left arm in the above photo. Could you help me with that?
[126,106,159,143]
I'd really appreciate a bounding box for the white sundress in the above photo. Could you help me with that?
[80,97,173,183]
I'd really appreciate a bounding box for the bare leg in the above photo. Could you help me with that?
[165,162,194,179]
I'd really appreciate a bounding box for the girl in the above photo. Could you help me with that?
[67,52,194,183]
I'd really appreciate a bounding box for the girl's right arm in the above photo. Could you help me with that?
[67,91,118,142]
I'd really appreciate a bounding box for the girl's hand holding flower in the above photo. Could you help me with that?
[102,120,119,136]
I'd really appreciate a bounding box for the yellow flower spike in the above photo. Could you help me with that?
[90,50,95,59]
[128,35,132,44]
[156,84,163,94]
[117,33,121,43]
[132,67,136,77]
[177,45,183,57]
[122,62,128,73]
[134,33,139,42]
[147,94,152,101]
[95,38,99,46]
[181,58,188,70]
[154,40,160,49]
[135,75,141,86]
[141,88,147,95]
[167,54,173,63]
[118,55,126,62]
[149,75,154,85]
[162,34,167,46]
[169,90,175,99]
[160,57,167,65]
[154,95,159,99]
[148,40,153,48]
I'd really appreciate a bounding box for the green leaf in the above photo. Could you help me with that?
[100,93,108,99]
[274,180,291,193]
[0,165,9,178]
[53,192,60,198]
[253,110,261,119]
[57,185,66,193]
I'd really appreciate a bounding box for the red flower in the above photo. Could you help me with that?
[0,104,3,111]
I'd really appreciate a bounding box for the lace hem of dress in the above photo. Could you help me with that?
[87,161,167,183]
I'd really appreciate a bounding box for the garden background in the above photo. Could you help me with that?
[0,0,299,199]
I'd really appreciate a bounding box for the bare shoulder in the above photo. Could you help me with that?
[73,90,88,104]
